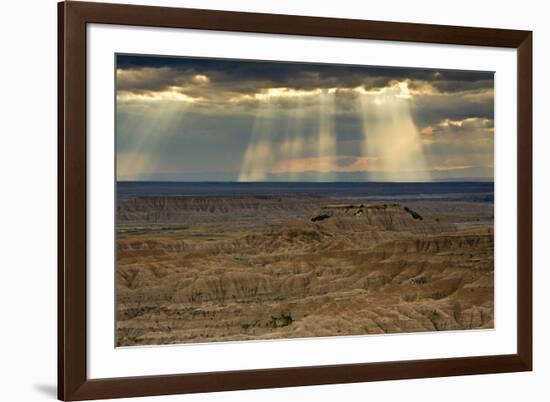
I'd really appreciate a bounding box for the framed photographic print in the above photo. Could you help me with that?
[58,1,532,400]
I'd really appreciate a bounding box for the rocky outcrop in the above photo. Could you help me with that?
[310,203,444,234]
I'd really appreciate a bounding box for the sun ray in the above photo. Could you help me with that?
[278,97,307,182]
[238,96,275,181]
[317,90,337,181]
[359,84,431,182]
[117,101,190,180]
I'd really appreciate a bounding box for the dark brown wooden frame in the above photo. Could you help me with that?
[58,1,532,400]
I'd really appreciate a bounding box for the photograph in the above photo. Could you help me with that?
[115,54,495,347]
[0,0,541,400]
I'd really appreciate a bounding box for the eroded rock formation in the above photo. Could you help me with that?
[116,195,494,346]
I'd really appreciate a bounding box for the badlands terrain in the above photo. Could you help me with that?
[116,192,494,346]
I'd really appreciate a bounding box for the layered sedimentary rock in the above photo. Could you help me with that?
[116,195,494,346]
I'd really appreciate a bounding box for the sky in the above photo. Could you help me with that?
[116,54,494,182]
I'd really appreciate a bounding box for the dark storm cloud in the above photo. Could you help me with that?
[117,54,493,96]
[410,91,494,129]
[116,54,494,134]
[117,55,493,83]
